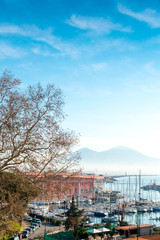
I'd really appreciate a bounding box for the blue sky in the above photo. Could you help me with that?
[1,0,160,157]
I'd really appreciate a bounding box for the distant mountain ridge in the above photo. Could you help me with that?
[76,146,160,174]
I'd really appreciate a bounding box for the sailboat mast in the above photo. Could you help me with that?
[129,176,131,202]
[139,170,141,202]
[137,170,141,240]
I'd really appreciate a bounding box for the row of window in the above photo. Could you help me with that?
[81,188,94,193]
[44,188,94,196]
[67,188,94,194]
[48,182,94,187]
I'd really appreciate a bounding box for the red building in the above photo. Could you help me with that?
[27,170,104,201]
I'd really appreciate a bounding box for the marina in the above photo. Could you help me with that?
[28,175,160,228]
[105,175,160,226]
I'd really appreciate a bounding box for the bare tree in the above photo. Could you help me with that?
[0,71,80,178]
[117,201,127,226]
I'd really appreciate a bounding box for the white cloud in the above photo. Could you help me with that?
[66,14,131,34]
[31,46,57,57]
[118,3,160,28]
[0,24,79,58]
[101,38,136,51]
[91,62,109,71]
[0,41,25,59]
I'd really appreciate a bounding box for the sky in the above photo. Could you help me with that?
[1,0,160,158]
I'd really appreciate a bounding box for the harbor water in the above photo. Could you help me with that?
[104,175,160,226]
[109,175,160,202]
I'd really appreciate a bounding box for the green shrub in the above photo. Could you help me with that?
[0,220,22,240]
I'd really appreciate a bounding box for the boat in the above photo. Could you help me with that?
[83,211,95,217]
[94,211,108,217]
[102,216,119,223]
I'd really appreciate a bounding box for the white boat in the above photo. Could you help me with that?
[137,206,147,212]
[125,207,137,214]
[83,211,95,217]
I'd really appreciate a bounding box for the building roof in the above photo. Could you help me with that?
[117,224,154,231]
[127,238,148,240]
[127,235,160,240]
[25,170,104,180]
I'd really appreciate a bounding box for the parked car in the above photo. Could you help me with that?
[36,221,41,226]
[32,222,39,227]
[32,218,41,226]
[32,217,41,222]
[26,216,32,221]
[31,222,39,229]
[24,228,32,234]
[22,230,29,238]
[8,236,19,240]
[30,225,37,231]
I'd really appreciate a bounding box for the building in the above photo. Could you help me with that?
[94,180,105,192]
[27,170,104,201]
[116,224,154,238]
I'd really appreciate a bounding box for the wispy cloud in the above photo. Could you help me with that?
[118,3,160,28]
[0,41,25,59]
[66,14,131,34]
[31,46,56,56]
[0,24,79,58]
[100,38,137,51]
[91,62,109,71]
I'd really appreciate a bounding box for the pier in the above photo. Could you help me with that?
[110,174,159,178]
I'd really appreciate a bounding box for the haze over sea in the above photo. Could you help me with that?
[78,146,160,175]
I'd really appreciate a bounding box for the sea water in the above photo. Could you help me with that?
[110,175,160,202]
[104,175,160,226]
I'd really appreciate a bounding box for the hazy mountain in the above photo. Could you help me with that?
[76,146,160,174]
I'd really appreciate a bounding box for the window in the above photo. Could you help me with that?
[81,189,83,194]
[85,189,88,194]
[75,188,77,194]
